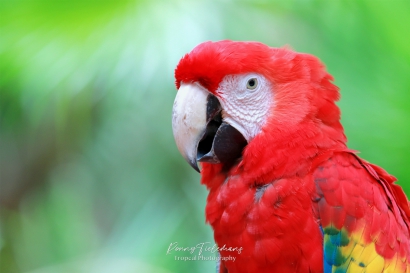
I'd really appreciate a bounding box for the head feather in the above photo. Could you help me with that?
[175,40,347,181]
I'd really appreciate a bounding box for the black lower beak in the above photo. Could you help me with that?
[197,95,247,167]
[172,83,247,173]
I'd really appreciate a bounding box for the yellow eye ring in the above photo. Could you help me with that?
[246,78,258,90]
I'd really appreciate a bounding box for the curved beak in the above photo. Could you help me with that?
[172,83,210,172]
[172,83,247,172]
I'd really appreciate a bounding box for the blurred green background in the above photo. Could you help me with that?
[1,0,409,272]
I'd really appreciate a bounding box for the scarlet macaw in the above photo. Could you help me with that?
[172,40,410,273]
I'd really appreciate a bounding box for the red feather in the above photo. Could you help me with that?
[174,41,410,272]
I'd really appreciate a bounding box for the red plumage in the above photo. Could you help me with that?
[174,41,410,272]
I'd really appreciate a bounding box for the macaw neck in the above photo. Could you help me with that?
[200,118,347,189]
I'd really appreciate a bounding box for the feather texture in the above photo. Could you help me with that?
[173,40,410,272]
[314,151,410,273]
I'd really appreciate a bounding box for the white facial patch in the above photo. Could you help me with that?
[216,73,273,142]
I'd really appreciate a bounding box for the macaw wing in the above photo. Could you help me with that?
[313,151,410,273]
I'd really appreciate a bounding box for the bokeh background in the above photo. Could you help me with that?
[1,0,409,272]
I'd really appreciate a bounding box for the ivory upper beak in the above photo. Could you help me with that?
[172,83,209,172]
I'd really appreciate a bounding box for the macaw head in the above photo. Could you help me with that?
[172,40,346,173]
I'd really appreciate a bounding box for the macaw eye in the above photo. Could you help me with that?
[246,78,258,90]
